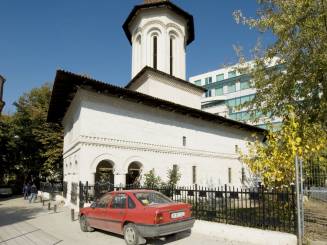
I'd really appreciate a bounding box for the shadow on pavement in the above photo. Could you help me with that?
[146,230,192,245]
[0,195,22,201]
[0,200,47,227]
[95,229,191,245]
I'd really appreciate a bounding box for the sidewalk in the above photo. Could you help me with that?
[0,196,244,245]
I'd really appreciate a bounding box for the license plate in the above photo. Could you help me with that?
[171,211,185,219]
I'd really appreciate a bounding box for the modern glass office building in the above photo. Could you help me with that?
[189,61,282,129]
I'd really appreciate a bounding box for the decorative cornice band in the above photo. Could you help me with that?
[63,135,239,160]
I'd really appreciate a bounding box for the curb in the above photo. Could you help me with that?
[192,220,297,245]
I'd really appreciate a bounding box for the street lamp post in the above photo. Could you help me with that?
[0,75,6,115]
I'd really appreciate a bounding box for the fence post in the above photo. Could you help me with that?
[86,181,89,204]
[195,184,198,218]
[291,184,297,234]
[261,185,265,228]
[299,158,304,237]
[295,155,303,245]
[79,181,84,209]
[224,184,228,224]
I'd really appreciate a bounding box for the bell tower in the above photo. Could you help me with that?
[123,0,194,80]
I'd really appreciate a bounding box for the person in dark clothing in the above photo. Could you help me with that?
[29,183,37,203]
[27,183,31,197]
[23,183,28,200]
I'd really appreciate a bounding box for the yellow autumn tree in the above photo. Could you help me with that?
[240,107,327,187]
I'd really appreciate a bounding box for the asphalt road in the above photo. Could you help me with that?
[0,196,244,245]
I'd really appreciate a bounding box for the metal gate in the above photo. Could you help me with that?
[297,158,327,243]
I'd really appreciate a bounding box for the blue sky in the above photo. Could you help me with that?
[0,0,273,114]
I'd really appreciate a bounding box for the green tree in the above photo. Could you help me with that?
[0,84,63,184]
[233,0,327,186]
[240,107,327,187]
[233,0,327,128]
[166,165,181,187]
[142,166,182,189]
[143,169,162,188]
[0,115,19,184]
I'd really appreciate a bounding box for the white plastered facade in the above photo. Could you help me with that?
[63,89,258,207]
[130,8,187,80]
[60,2,262,208]
[127,69,203,109]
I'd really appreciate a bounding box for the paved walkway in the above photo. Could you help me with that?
[0,196,245,245]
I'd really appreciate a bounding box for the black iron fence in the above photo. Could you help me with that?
[39,182,63,193]
[79,181,115,206]
[79,182,296,234]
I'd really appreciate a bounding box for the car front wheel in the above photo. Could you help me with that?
[80,215,94,232]
[124,223,140,245]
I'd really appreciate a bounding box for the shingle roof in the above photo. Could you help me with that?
[123,1,195,45]
[47,70,266,134]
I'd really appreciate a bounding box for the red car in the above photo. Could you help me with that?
[79,189,195,245]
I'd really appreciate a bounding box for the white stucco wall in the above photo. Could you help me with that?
[128,71,203,109]
[62,89,259,205]
[62,94,82,152]
[130,8,187,79]
[202,103,228,116]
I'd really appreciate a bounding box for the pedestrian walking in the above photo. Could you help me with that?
[23,183,28,200]
[27,182,31,197]
[29,183,37,203]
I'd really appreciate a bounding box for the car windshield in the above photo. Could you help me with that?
[134,192,172,206]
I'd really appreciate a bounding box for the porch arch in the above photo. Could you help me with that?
[95,160,115,184]
[126,161,143,186]
[124,156,145,186]
[123,156,145,174]
[90,153,118,174]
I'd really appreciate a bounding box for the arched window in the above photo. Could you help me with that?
[136,35,141,46]
[153,35,158,69]
[170,36,174,75]
[136,35,142,71]
[168,31,178,76]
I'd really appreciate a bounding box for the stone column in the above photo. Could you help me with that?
[114,174,126,188]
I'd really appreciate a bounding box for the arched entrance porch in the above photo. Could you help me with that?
[95,160,114,185]
[126,161,143,186]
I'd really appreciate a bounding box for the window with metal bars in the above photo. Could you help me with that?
[228,168,232,183]
[192,166,197,184]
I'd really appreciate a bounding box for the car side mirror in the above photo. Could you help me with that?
[90,202,97,208]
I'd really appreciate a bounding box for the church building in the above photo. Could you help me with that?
[47,0,265,206]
